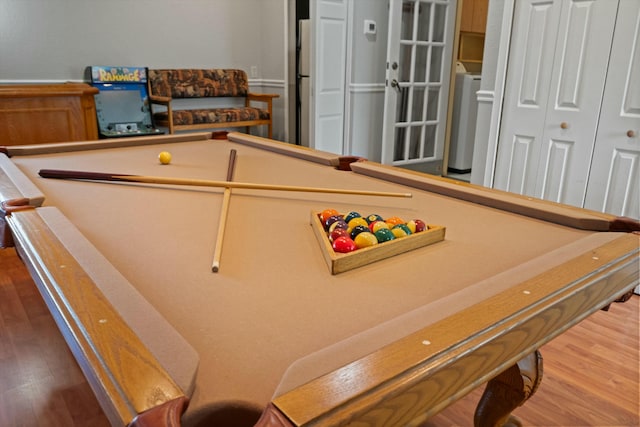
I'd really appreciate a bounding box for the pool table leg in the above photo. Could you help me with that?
[255,403,294,427]
[474,350,543,427]
[602,289,634,311]
[129,396,189,427]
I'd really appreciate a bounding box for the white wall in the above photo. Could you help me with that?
[257,0,287,140]
[0,0,287,139]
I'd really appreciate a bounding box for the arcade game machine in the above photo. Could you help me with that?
[88,66,164,138]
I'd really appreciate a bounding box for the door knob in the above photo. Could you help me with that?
[627,130,636,138]
[560,122,569,130]
[390,79,402,94]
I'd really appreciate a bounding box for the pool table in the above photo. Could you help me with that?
[0,132,638,427]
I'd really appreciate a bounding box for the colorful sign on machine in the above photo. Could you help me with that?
[90,66,148,84]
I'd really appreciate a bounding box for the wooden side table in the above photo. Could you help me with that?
[0,83,99,145]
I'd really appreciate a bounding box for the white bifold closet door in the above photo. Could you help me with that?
[493,0,638,217]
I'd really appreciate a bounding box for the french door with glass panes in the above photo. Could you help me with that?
[381,0,456,175]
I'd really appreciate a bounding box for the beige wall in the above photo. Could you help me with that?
[0,0,284,82]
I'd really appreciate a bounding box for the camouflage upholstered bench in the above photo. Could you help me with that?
[148,69,278,137]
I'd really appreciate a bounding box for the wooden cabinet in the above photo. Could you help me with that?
[460,0,488,34]
[0,83,99,146]
[458,0,488,67]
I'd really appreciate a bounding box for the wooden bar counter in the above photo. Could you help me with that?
[0,83,99,145]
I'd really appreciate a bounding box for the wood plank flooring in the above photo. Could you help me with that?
[426,291,640,427]
[0,247,110,427]
[1,246,638,426]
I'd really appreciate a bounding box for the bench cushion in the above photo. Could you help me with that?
[153,107,270,126]
[149,69,249,98]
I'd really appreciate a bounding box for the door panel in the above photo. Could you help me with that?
[519,3,556,108]
[585,0,640,219]
[535,0,617,207]
[555,3,595,109]
[540,138,573,201]
[508,135,536,194]
[311,0,347,154]
[493,0,561,194]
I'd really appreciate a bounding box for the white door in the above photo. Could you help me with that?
[310,0,348,154]
[494,0,618,207]
[381,0,456,175]
[584,0,640,220]
[492,0,562,196]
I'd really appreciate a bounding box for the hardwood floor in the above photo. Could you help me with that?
[426,293,640,427]
[0,247,110,427]
[1,246,638,427]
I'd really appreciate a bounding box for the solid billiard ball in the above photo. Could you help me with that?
[385,216,405,227]
[329,227,350,243]
[158,151,172,165]
[320,208,339,223]
[374,228,395,243]
[332,236,357,253]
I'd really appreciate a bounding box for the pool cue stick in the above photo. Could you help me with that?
[38,170,413,198]
[212,149,237,272]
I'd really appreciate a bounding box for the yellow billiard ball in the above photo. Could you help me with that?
[158,151,172,165]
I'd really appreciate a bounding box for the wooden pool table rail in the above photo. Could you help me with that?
[265,234,638,426]
[6,208,188,426]
[350,161,640,232]
[0,132,212,157]
[1,129,639,233]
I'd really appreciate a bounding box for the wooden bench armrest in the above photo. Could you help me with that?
[245,93,277,138]
[148,94,174,133]
[149,95,172,105]
[247,93,280,102]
